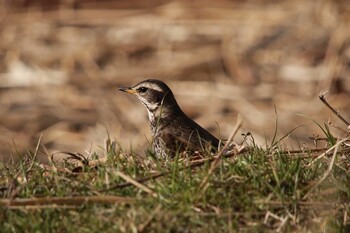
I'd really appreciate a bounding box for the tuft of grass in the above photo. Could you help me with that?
[1,123,350,232]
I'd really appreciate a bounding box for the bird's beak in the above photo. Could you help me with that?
[118,87,136,94]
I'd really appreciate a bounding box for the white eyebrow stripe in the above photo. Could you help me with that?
[150,84,163,92]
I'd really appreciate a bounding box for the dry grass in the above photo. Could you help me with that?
[1,126,349,232]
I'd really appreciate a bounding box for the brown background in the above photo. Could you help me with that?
[0,0,349,161]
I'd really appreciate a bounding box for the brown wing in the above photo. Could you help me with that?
[160,114,219,156]
[178,114,219,147]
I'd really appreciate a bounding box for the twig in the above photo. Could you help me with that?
[308,137,348,166]
[319,92,350,127]
[264,211,284,224]
[111,172,168,189]
[285,148,328,154]
[27,133,43,172]
[5,205,80,210]
[39,164,73,174]
[344,207,348,226]
[137,204,162,232]
[254,200,340,207]
[0,195,135,208]
[199,114,243,193]
[303,138,346,199]
[55,151,90,165]
[115,171,159,198]
[276,215,289,233]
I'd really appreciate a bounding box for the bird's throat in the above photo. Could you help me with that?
[146,105,173,136]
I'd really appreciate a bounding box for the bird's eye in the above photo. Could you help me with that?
[137,87,148,93]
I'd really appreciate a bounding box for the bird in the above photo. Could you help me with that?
[119,79,220,159]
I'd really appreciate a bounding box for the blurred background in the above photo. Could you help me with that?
[0,0,349,161]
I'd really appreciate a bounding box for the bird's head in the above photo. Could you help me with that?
[119,79,179,114]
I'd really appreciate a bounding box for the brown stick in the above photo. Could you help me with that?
[137,204,162,232]
[115,171,158,198]
[199,114,243,193]
[319,92,350,127]
[303,138,348,199]
[0,195,135,208]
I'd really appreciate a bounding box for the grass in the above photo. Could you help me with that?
[1,124,350,233]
